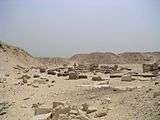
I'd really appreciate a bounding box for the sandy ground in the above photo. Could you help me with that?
[0,64,160,120]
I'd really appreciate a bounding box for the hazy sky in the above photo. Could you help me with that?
[0,0,160,57]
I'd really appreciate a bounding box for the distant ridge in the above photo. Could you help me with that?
[70,52,160,64]
[1,41,160,70]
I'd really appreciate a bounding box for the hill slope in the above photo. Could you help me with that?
[0,42,42,73]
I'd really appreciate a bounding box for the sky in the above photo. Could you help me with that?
[0,0,160,57]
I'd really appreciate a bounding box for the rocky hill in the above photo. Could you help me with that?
[70,52,160,64]
[0,41,42,73]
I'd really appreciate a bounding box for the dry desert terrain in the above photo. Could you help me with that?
[0,42,160,120]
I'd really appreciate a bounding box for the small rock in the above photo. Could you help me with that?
[92,76,104,81]
[146,88,152,93]
[0,78,7,83]
[32,113,51,120]
[79,75,88,79]
[126,87,137,91]
[22,78,27,84]
[0,111,6,115]
[27,83,32,86]
[33,79,47,84]
[69,72,79,80]
[5,74,9,77]
[33,74,40,78]
[155,101,160,106]
[95,110,107,118]
[32,84,39,88]
[47,70,56,75]
[51,80,55,83]
[70,110,79,116]
[19,74,31,79]
[57,73,63,77]
[52,102,65,109]
[155,82,159,85]
[81,103,89,112]
[23,97,30,100]
[39,68,46,73]
[41,77,49,81]
[86,107,97,114]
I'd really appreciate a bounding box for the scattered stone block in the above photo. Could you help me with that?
[33,74,40,78]
[47,70,56,75]
[79,75,88,79]
[69,72,79,80]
